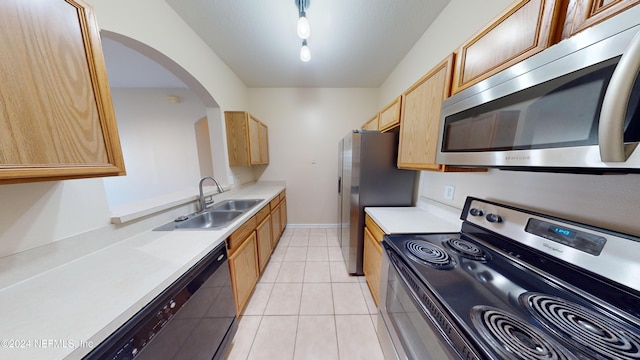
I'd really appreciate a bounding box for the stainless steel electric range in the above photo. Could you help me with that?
[378,196,640,360]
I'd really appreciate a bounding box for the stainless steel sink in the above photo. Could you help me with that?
[153,198,263,231]
[211,199,263,211]
[154,210,243,231]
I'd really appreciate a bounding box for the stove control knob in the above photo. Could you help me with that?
[469,208,484,217]
[486,213,503,223]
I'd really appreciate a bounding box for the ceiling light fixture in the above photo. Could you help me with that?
[296,0,310,39]
[300,39,311,62]
[296,0,311,62]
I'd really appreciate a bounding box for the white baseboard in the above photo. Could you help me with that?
[285,223,339,229]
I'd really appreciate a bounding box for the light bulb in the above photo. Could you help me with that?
[297,15,310,39]
[300,41,311,62]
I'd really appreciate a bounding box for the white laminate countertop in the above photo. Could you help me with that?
[365,199,462,234]
[0,183,285,360]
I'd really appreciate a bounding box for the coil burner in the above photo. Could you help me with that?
[444,238,489,261]
[404,240,455,270]
[470,305,578,360]
[520,293,640,360]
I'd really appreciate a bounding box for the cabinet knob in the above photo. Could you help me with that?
[469,208,484,217]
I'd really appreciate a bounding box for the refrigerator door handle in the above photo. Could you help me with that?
[338,176,342,194]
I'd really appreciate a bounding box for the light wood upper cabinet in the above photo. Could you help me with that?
[361,114,379,131]
[378,96,402,132]
[398,55,456,171]
[451,0,565,95]
[258,121,269,164]
[0,0,125,184]
[224,111,269,166]
[562,0,640,39]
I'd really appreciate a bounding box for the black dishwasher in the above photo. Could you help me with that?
[85,242,237,360]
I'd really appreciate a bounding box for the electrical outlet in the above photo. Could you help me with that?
[444,185,455,201]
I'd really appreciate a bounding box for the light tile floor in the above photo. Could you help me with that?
[226,227,385,360]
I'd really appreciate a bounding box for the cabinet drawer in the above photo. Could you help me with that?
[255,204,270,224]
[365,215,385,243]
[228,216,257,254]
[279,191,286,202]
[270,197,281,211]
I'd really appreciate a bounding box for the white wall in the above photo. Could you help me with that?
[249,88,379,225]
[382,0,640,237]
[103,88,206,207]
[379,0,514,105]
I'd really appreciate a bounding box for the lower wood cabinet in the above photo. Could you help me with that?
[256,215,272,272]
[363,227,383,306]
[363,215,386,306]
[270,201,282,248]
[270,191,287,248]
[279,199,287,237]
[227,190,288,316]
[228,232,258,316]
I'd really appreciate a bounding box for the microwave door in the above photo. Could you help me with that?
[599,30,640,162]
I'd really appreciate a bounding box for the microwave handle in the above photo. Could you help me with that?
[599,30,640,162]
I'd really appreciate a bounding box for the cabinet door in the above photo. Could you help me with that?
[0,0,125,184]
[225,112,251,166]
[248,116,262,165]
[562,0,640,39]
[228,232,259,316]
[258,122,269,164]
[362,114,379,131]
[378,96,402,132]
[363,227,382,306]
[256,215,272,273]
[397,55,454,171]
[452,0,564,94]
[270,203,282,248]
[279,199,287,236]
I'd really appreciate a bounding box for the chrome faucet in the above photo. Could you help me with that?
[198,176,224,211]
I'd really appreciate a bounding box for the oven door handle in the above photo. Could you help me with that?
[599,30,640,162]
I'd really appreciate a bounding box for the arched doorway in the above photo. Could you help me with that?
[100,31,223,207]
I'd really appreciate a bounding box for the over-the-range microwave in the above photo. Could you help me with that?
[437,6,640,173]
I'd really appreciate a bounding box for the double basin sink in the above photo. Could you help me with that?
[153,199,263,231]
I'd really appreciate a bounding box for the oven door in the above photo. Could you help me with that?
[378,244,480,360]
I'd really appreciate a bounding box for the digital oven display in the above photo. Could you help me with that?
[525,218,606,256]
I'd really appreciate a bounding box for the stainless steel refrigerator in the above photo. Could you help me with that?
[337,130,415,275]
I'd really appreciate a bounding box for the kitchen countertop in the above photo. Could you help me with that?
[365,198,462,234]
[0,183,285,360]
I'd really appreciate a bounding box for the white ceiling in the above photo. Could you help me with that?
[103,0,451,88]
